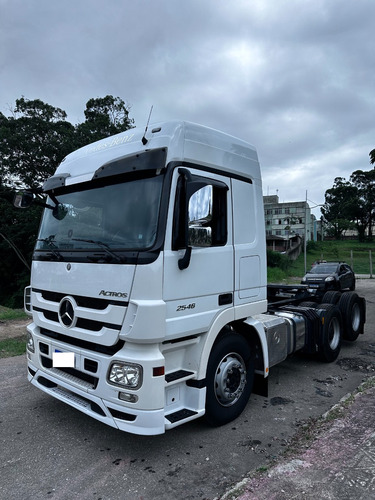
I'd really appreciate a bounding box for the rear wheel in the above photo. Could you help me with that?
[338,292,364,341]
[205,333,254,426]
[316,304,342,362]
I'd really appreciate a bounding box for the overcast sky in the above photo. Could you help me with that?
[1,0,374,216]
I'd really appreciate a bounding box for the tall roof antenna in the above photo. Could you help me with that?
[142,105,153,145]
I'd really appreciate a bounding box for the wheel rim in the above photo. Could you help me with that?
[351,303,361,332]
[328,317,340,350]
[214,353,247,407]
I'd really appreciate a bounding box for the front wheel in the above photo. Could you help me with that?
[205,333,254,426]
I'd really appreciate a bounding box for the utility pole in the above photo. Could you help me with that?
[304,190,307,275]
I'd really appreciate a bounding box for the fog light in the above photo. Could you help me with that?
[108,362,142,389]
[119,392,139,403]
[26,332,35,353]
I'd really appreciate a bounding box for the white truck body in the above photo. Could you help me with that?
[22,121,365,435]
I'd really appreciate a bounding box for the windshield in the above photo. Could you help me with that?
[309,264,338,274]
[36,174,164,255]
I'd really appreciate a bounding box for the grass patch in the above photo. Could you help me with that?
[0,306,27,321]
[288,240,375,277]
[0,337,26,358]
[267,266,288,283]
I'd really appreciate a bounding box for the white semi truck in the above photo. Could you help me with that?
[15,121,366,435]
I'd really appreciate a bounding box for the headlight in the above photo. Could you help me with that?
[26,332,35,353]
[325,276,335,282]
[108,362,143,389]
[301,277,306,282]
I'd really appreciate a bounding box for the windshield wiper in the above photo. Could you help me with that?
[37,237,64,261]
[72,238,124,263]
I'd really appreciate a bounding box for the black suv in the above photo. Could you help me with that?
[302,262,355,291]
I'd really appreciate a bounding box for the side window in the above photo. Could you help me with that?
[188,184,227,247]
[172,170,228,250]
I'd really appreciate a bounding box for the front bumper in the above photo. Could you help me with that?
[26,322,205,435]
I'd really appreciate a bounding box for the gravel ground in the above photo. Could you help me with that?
[0,318,31,341]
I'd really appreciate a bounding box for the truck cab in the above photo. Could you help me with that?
[20,121,365,435]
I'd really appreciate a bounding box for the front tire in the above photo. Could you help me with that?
[205,333,254,426]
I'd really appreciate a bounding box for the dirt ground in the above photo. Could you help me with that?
[0,318,31,341]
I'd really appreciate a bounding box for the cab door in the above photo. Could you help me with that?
[163,167,234,340]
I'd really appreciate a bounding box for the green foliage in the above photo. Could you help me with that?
[267,249,290,270]
[0,95,134,306]
[322,167,375,242]
[75,96,135,148]
[267,266,288,283]
[321,177,358,239]
[350,169,375,241]
[0,338,26,358]
[306,240,318,252]
[0,306,28,321]
[0,98,75,189]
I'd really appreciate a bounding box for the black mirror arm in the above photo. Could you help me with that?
[176,168,194,270]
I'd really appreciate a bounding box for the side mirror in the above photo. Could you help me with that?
[13,191,34,209]
[52,203,68,221]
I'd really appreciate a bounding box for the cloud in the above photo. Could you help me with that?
[1,0,374,215]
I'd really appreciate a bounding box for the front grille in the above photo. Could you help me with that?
[40,328,125,355]
[34,308,121,332]
[32,288,127,334]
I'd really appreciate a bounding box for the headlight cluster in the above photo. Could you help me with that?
[26,332,35,353]
[108,362,143,389]
[325,276,335,282]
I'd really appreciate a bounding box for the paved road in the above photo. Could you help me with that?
[1,281,374,500]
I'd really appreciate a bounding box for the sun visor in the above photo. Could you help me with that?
[92,147,167,181]
[43,173,71,192]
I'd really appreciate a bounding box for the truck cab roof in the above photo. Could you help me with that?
[46,121,261,190]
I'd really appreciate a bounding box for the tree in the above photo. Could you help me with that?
[0,95,135,306]
[0,95,134,190]
[0,180,42,307]
[321,177,358,239]
[75,95,134,147]
[0,97,75,189]
[350,169,375,241]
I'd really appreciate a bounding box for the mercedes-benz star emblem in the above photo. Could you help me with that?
[58,297,76,328]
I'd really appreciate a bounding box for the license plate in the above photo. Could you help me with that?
[53,349,75,368]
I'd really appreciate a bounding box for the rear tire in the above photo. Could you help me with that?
[321,291,341,305]
[205,333,254,426]
[299,301,318,308]
[338,292,364,341]
[316,304,342,362]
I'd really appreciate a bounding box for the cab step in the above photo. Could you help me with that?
[165,408,198,423]
[165,369,195,384]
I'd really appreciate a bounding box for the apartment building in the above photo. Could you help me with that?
[264,195,318,254]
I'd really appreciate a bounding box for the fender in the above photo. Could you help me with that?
[196,309,269,380]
